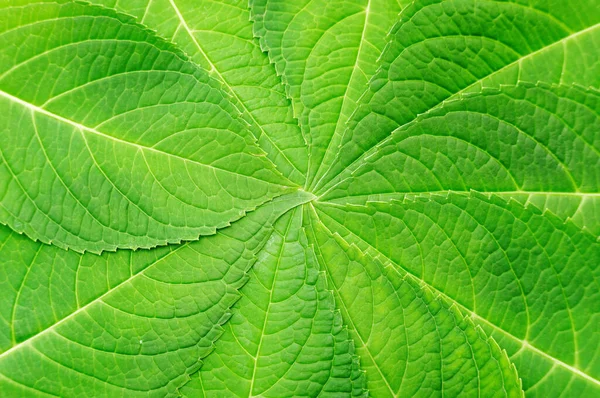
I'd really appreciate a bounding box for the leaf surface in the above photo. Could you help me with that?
[94,0,309,185]
[249,0,403,188]
[304,203,524,397]
[0,190,313,396]
[180,207,364,397]
[313,192,600,396]
[0,0,598,397]
[314,0,600,195]
[0,0,293,253]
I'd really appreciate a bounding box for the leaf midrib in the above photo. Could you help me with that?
[248,208,296,397]
[0,191,315,362]
[307,1,371,190]
[314,22,600,195]
[311,204,600,387]
[0,90,290,188]
[305,204,398,398]
[167,0,306,182]
[0,242,185,361]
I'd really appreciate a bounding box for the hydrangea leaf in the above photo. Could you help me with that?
[0,190,313,396]
[249,0,402,188]
[92,0,308,186]
[318,82,600,240]
[313,0,600,194]
[0,0,598,397]
[180,208,365,397]
[304,203,524,397]
[312,192,600,396]
[0,0,295,253]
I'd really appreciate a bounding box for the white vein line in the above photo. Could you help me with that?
[31,111,132,234]
[0,373,59,397]
[469,314,600,387]
[248,208,295,397]
[309,1,371,190]
[0,90,289,188]
[322,191,600,202]
[0,193,309,360]
[0,245,184,361]
[428,191,600,197]
[446,23,599,101]
[313,205,600,387]
[306,204,397,397]
[167,0,304,180]
[316,23,600,195]
[140,0,154,24]
[10,245,43,345]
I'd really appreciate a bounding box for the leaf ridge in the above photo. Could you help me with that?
[165,0,306,185]
[313,10,600,194]
[312,195,600,387]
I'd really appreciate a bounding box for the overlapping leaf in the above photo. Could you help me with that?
[0,0,598,397]
[305,203,524,397]
[94,0,309,186]
[0,0,294,253]
[314,0,600,195]
[181,208,364,397]
[313,192,600,396]
[0,190,313,396]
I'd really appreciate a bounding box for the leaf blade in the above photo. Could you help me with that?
[0,0,295,253]
[0,190,313,396]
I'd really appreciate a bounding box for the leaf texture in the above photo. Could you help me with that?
[313,0,600,194]
[304,203,524,397]
[93,0,309,186]
[180,207,364,397]
[312,192,600,396]
[0,0,293,253]
[0,190,313,396]
[0,0,598,397]
[249,0,402,188]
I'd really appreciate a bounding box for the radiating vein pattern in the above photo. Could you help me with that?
[304,204,523,397]
[0,191,313,396]
[0,0,598,397]
[312,192,600,396]
[95,0,309,185]
[0,0,292,253]
[321,84,600,199]
[181,207,364,397]
[250,0,402,186]
[315,0,600,193]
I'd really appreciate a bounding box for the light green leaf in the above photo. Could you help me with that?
[304,203,523,397]
[314,0,600,194]
[93,0,309,186]
[0,190,313,396]
[312,192,600,396]
[180,207,365,397]
[494,192,600,237]
[249,0,402,188]
[320,84,600,200]
[0,0,294,253]
[1,0,598,396]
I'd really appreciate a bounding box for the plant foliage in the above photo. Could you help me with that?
[0,0,598,397]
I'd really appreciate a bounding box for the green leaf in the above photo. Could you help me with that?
[0,0,294,253]
[320,84,600,200]
[180,208,364,397]
[304,203,523,397]
[0,190,313,396]
[249,0,402,188]
[1,0,598,396]
[313,192,600,396]
[314,0,600,195]
[93,0,309,186]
